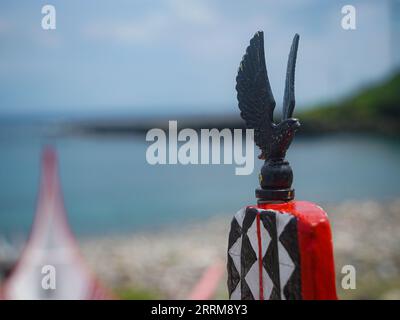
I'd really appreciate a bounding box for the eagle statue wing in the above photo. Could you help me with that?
[282,34,300,120]
[236,31,276,158]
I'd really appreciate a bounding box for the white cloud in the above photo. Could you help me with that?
[84,12,170,44]
[83,0,221,45]
[168,0,218,25]
[0,17,11,35]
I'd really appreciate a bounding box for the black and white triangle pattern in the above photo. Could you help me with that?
[227,207,301,300]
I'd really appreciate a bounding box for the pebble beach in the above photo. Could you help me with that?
[78,198,400,299]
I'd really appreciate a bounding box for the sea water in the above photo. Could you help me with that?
[0,121,399,238]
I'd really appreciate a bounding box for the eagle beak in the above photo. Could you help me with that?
[292,119,301,129]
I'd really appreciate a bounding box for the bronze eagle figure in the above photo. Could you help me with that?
[236,31,300,161]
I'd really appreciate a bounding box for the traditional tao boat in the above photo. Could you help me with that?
[1,147,111,299]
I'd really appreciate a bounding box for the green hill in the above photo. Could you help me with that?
[299,72,400,135]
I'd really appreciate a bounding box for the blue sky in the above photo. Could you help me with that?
[0,0,397,116]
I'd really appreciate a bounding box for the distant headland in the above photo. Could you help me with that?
[64,71,400,137]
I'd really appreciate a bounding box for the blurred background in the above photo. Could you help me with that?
[0,0,399,299]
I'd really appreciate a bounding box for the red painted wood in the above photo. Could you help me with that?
[255,213,264,300]
[257,201,337,300]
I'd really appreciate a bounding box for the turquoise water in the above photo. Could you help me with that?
[0,123,399,238]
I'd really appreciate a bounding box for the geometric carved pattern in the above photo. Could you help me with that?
[227,207,301,300]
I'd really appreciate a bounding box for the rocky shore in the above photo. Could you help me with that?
[79,198,400,300]
[0,198,399,299]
